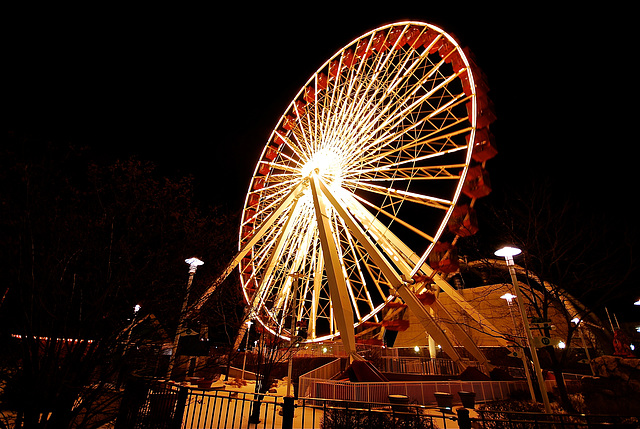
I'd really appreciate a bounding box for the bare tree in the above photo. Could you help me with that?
[247,326,301,425]
[458,180,637,410]
[0,133,237,427]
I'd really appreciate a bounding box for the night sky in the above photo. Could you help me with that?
[6,6,638,316]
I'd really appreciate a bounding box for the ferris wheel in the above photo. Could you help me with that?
[198,22,501,366]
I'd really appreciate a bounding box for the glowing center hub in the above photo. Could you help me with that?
[301,149,343,188]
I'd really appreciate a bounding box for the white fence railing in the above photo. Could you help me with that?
[299,376,582,406]
[379,357,461,375]
[297,358,342,399]
[299,378,531,405]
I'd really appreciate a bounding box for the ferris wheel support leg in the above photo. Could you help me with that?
[346,193,508,349]
[430,299,494,373]
[188,181,308,317]
[315,178,464,368]
[309,174,362,362]
[393,285,465,371]
[250,198,304,312]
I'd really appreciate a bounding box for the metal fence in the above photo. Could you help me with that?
[297,358,342,400]
[115,378,639,429]
[114,378,460,429]
[115,378,287,429]
[298,376,535,405]
[378,356,461,375]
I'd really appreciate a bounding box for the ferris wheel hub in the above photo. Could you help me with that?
[300,148,343,188]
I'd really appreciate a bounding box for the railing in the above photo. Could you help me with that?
[298,378,532,406]
[378,356,460,375]
[182,389,284,429]
[297,358,342,398]
[115,378,639,429]
[116,378,286,429]
[297,397,460,429]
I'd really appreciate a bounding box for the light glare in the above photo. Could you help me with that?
[495,246,522,258]
[500,293,516,303]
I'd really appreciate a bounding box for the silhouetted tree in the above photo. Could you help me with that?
[0,131,239,428]
[458,180,637,411]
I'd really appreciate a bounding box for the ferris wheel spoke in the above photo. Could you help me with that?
[338,217,383,317]
[340,54,451,147]
[345,180,452,210]
[332,216,363,322]
[338,214,383,320]
[250,198,303,309]
[348,238,392,314]
[262,171,300,184]
[342,73,464,167]
[309,244,324,338]
[319,45,413,154]
[276,130,311,163]
[348,191,436,243]
[344,192,421,269]
[348,164,465,182]
[342,99,466,172]
[251,181,302,215]
[353,124,471,171]
[270,221,316,332]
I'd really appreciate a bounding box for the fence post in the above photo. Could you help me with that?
[282,397,295,429]
[114,377,149,429]
[170,385,189,429]
[456,408,471,429]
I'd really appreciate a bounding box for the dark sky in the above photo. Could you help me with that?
[7,5,638,315]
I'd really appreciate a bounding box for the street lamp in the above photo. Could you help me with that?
[571,318,595,376]
[500,292,536,401]
[286,273,303,398]
[241,320,253,380]
[167,257,204,378]
[495,246,551,413]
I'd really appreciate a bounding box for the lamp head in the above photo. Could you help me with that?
[185,257,204,273]
[500,293,517,303]
[495,246,522,258]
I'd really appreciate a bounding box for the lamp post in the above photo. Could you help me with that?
[241,320,253,380]
[167,257,204,379]
[495,246,551,413]
[500,292,536,401]
[286,273,303,398]
[282,274,302,429]
[571,318,595,376]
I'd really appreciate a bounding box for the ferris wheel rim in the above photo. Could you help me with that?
[239,21,484,343]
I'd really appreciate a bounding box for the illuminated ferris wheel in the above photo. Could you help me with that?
[202,22,500,365]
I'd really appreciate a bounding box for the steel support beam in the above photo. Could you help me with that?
[309,173,362,361]
[316,178,464,368]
